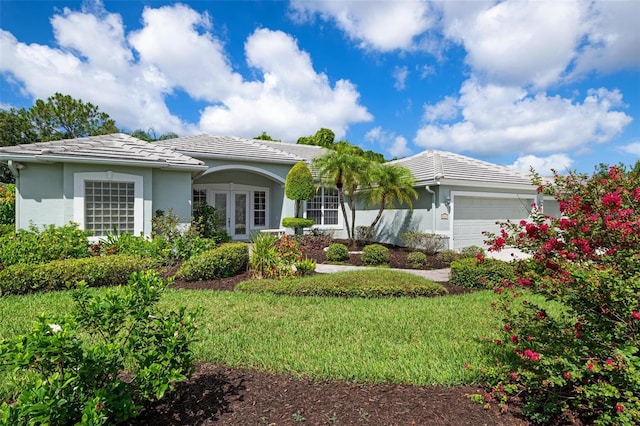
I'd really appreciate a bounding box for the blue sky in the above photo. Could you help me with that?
[1,0,639,173]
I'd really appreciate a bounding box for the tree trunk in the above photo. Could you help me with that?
[338,188,351,241]
[369,195,387,230]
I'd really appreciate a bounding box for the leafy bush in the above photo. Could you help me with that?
[0,271,201,425]
[400,232,448,255]
[449,257,516,289]
[294,257,317,276]
[0,255,158,296]
[437,249,460,265]
[407,251,427,268]
[151,208,183,243]
[481,164,640,425]
[291,233,332,251]
[0,223,91,267]
[237,269,447,298]
[281,217,315,230]
[101,232,171,260]
[458,245,485,259]
[361,244,389,265]
[249,234,302,279]
[172,234,218,261]
[0,224,14,239]
[355,226,374,244]
[0,184,15,225]
[326,243,349,262]
[177,242,248,282]
[192,202,229,241]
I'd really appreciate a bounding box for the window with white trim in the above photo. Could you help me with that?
[193,189,207,205]
[306,187,339,226]
[253,190,266,226]
[74,172,143,238]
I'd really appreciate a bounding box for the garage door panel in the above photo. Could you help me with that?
[453,196,534,249]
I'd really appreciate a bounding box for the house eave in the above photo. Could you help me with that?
[0,155,208,171]
[415,178,537,192]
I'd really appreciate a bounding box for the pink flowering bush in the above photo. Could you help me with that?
[483,163,640,425]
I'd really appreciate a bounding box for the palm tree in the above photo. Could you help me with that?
[312,144,374,243]
[364,163,418,230]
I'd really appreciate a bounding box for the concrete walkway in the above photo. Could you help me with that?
[314,263,450,282]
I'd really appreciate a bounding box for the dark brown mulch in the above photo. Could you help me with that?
[128,364,528,426]
[146,242,528,425]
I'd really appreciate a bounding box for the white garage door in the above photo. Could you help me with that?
[453,196,534,250]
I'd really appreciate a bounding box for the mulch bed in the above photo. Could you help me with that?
[131,241,530,425]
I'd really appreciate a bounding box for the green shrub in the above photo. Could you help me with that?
[0,184,15,225]
[102,232,171,260]
[237,269,447,298]
[0,255,158,296]
[0,271,200,425]
[437,249,460,264]
[459,245,485,259]
[449,257,516,289]
[151,208,183,243]
[400,231,448,255]
[172,234,218,261]
[0,224,14,239]
[192,203,229,241]
[361,244,389,265]
[294,258,316,276]
[0,223,91,267]
[407,251,427,268]
[326,243,349,262]
[178,242,248,282]
[249,233,279,279]
[281,217,315,229]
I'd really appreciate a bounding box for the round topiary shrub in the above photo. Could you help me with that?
[407,251,427,268]
[361,244,389,265]
[325,243,349,262]
[459,245,485,259]
[437,249,460,265]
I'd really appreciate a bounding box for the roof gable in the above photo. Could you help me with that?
[392,149,534,188]
[0,133,206,170]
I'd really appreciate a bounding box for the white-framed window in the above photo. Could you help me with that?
[253,190,266,227]
[306,187,339,226]
[74,172,143,237]
[192,189,207,205]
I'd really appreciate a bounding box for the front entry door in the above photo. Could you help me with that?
[211,191,249,239]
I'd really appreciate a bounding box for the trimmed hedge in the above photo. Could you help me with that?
[326,243,349,262]
[177,242,248,282]
[361,244,389,265]
[407,251,427,268]
[236,269,447,298]
[450,257,516,289]
[0,255,159,296]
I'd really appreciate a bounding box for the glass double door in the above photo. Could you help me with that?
[211,191,248,239]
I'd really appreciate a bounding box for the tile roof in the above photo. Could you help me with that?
[155,134,327,163]
[0,133,207,170]
[392,149,534,188]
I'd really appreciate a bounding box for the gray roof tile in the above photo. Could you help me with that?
[155,134,327,163]
[392,149,533,187]
[0,133,206,169]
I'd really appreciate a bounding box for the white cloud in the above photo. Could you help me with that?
[621,142,640,157]
[0,4,372,140]
[393,66,409,91]
[365,126,412,158]
[417,64,435,79]
[441,0,585,88]
[197,28,372,141]
[509,154,573,174]
[423,96,458,122]
[415,79,632,156]
[571,0,640,76]
[289,0,435,51]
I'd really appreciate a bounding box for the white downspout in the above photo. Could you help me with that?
[425,185,437,234]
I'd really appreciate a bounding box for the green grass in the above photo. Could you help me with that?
[0,273,513,400]
[236,269,447,298]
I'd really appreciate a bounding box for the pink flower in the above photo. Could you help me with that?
[606,359,614,365]
[563,371,571,380]
[510,335,519,343]
[632,311,640,320]
[616,404,624,412]
[509,371,518,380]
[476,253,485,262]
[523,349,540,361]
[588,363,594,371]
[464,363,470,369]
[602,192,622,208]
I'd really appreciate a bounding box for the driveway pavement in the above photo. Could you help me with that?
[315,264,450,282]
